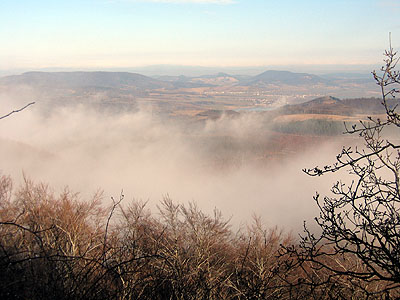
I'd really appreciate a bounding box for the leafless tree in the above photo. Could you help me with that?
[282,41,400,298]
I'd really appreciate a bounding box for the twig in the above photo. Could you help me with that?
[0,102,35,120]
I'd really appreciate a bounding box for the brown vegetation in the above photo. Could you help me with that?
[1,174,398,299]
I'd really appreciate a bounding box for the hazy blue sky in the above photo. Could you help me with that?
[0,0,399,70]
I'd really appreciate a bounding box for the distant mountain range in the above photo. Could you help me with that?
[0,70,379,113]
[0,71,170,90]
[0,70,337,89]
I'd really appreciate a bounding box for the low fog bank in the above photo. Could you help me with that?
[0,99,344,230]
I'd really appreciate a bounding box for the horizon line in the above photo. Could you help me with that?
[0,63,380,76]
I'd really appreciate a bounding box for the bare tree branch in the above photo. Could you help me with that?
[0,102,35,120]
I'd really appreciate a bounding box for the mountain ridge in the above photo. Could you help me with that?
[0,71,171,90]
[0,70,334,88]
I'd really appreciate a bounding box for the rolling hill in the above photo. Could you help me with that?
[277,96,396,116]
[0,71,171,90]
[241,70,329,86]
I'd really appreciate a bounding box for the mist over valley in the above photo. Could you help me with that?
[0,70,384,229]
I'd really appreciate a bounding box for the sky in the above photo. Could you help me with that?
[0,0,399,71]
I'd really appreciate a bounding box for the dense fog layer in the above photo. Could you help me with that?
[0,98,345,230]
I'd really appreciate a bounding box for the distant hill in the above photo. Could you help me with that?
[342,97,389,113]
[241,70,329,86]
[277,96,395,116]
[0,71,381,115]
[154,71,328,87]
[152,75,218,88]
[155,72,245,87]
[0,70,374,93]
[0,71,171,90]
[266,96,400,136]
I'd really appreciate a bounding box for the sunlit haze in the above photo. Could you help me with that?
[1,0,399,72]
